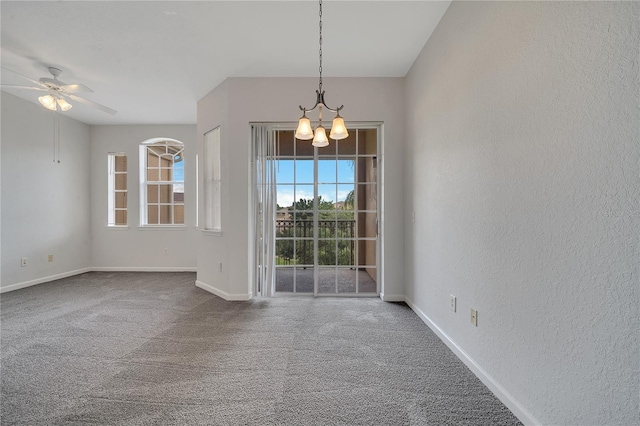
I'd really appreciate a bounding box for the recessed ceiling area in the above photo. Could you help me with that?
[1,1,451,125]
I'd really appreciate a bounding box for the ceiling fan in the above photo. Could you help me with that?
[1,66,117,115]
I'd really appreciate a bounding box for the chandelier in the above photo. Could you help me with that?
[295,0,348,147]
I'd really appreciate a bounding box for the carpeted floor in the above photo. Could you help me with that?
[1,272,521,425]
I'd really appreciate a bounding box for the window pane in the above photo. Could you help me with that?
[159,205,171,224]
[147,169,159,182]
[277,131,294,156]
[147,152,159,167]
[294,213,314,238]
[337,212,355,238]
[148,205,159,224]
[115,155,127,172]
[277,185,294,210]
[337,132,356,155]
[295,138,314,157]
[295,239,314,266]
[338,268,357,293]
[337,184,355,207]
[276,209,292,236]
[160,168,172,181]
[317,184,336,206]
[275,268,294,292]
[174,157,184,180]
[357,239,377,268]
[294,268,314,293]
[317,139,336,156]
[275,159,294,184]
[337,159,355,183]
[147,185,159,203]
[276,240,294,265]
[115,174,127,190]
[337,240,355,266]
[173,205,184,225]
[317,221,336,239]
[357,184,377,210]
[359,268,377,293]
[174,184,184,203]
[357,157,377,183]
[115,210,127,226]
[159,185,172,203]
[295,159,313,184]
[357,212,377,238]
[317,159,336,184]
[358,129,377,155]
[294,185,314,208]
[318,240,336,265]
[317,267,336,293]
[115,192,126,209]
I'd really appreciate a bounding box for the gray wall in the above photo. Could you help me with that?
[0,94,198,289]
[1,92,92,289]
[403,2,639,424]
[90,125,197,270]
[196,77,406,300]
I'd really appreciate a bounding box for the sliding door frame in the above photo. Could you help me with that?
[250,122,383,297]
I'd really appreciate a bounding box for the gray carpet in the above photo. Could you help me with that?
[1,272,521,425]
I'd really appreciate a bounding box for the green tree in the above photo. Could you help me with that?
[275,196,355,266]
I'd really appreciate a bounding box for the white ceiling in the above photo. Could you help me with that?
[1,1,450,125]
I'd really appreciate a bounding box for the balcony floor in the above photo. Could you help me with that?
[275,267,377,294]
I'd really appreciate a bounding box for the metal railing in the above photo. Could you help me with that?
[276,219,355,265]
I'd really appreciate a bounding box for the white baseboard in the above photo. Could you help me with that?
[379,292,405,302]
[404,296,539,426]
[195,280,251,301]
[91,266,197,272]
[0,268,91,294]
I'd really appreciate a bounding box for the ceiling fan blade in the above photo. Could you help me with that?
[0,84,48,91]
[65,93,117,115]
[61,83,93,94]
[1,66,47,88]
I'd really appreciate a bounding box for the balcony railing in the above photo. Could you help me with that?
[275,219,355,265]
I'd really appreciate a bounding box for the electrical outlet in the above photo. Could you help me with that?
[412,211,416,224]
[21,257,28,267]
[48,254,54,262]
[218,262,223,272]
[450,295,456,312]
[163,248,169,255]
[471,309,478,326]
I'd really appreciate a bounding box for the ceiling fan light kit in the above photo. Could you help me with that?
[38,94,72,111]
[295,0,349,147]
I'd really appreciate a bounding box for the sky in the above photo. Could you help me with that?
[275,159,355,208]
[173,157,185,193]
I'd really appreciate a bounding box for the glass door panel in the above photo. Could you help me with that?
[273,128,378,295]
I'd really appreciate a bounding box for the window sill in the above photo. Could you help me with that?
[106,225,129,231]
[138,225,187,231]
[201,229,223,237]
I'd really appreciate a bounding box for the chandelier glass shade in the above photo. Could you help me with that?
[295,0,348,147]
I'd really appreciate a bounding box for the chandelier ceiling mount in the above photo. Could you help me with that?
[295,0,349,147]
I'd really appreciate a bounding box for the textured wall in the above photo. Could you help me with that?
[1,92,91,288]
[404,1,639,425]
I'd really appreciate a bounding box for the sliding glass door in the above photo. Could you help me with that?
[272,127,379,296]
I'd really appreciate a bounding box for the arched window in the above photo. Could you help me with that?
[139,139,184,226]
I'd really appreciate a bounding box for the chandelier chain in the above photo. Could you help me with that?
[318,0,323,92]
